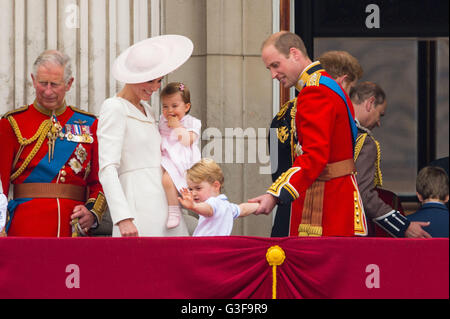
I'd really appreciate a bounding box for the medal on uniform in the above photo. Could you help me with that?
[47,114,63,162]
[64,120,94,144]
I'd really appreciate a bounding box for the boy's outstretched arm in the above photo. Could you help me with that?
[238,202,260,217]
[178,188,214,217]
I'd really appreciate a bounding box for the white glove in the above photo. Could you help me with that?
[0,193,7,232]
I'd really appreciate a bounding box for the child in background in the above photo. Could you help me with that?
[1,182,7,236]
[407,166,449,238]
[178,158,259,236]
[159,82,201,229]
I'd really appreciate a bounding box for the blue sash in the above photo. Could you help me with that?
[319,76,357,151]
[6,111,95,232]
[25,112,95,183]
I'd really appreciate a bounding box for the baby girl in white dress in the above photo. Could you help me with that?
[159,82,201,229]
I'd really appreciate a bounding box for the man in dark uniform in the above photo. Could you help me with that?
[268,98,298,237]
[0,50,107,237]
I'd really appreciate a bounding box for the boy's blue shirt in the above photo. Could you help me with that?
[407,202,449,238]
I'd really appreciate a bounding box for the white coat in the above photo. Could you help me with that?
[98,97,189,237]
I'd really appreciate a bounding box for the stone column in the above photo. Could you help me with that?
[163,0,275,236]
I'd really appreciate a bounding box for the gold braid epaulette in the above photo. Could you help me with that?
[2,105,29,119]
[69,106,97,118]
[7,115,52,181]
[306,72,321,87]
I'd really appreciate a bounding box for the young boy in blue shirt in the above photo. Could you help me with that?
[407,166,449,238]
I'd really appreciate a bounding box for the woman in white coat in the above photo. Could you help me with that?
[98,35,193,237]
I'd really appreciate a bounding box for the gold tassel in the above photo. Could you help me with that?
[266,245,286,299]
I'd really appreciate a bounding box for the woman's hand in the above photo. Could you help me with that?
[118,218,139,237]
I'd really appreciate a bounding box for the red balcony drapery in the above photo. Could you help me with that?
[0,237,448,299]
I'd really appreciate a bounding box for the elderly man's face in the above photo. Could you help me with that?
[31,63,73,110]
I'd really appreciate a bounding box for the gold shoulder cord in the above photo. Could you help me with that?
[8,116,52,181]
[354,133,367,162]
[290,98,297,164]
[354,133,383,187]
[371,136,383,187]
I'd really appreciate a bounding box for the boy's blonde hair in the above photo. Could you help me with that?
[186,158,224,186]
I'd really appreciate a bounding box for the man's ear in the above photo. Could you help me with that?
[335,75,348,87]
[289,47,303,61]
[31,73,37,89]
[65,77,74,92]
[365,96,375,112]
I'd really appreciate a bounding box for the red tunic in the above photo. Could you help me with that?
[0,102,105,237]
[268,62,367,237]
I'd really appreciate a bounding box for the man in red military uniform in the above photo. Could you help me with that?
[250,31,367,237]
[0,50,106,237]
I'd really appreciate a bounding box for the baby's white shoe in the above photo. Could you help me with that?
[167,206,181,229]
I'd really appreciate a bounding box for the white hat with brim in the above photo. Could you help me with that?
[112,34,193,84]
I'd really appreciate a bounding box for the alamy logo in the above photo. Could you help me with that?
[65,264,80,289]
[65,4,79,29]
[201,127,277,175]
[365,4,380,29]
[365,264,380,289]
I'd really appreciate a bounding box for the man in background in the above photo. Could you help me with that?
[351,81,431,237]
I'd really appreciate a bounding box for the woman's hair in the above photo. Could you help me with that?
[186,158,224,187]
[33,50,73,84]
[349,81,386,107]
[160,82,191,113]
[416,166,449,201]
